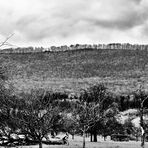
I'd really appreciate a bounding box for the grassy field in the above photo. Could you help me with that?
[1,48,148,94]
[11,136,148,148]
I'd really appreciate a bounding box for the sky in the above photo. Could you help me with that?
[0,0,148,47]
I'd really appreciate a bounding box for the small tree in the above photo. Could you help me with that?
[73,101,101,148]
[99,102,119,140]
[62,114,77,139]
[123,118,135,135]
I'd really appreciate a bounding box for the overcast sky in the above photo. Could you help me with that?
[0,0,148,47]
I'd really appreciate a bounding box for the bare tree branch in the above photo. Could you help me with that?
[0,33,15,49]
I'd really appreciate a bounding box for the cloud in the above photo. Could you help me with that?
[0,0,148,46]
[84,0,147,30]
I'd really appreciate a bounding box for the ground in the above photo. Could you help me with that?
[8,135,148,148]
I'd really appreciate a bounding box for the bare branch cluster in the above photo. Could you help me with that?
[0,34,16,49]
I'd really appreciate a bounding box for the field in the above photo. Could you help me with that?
[1,48,148,94]
[10,136,148,148]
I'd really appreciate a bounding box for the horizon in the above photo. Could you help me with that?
[2,42,148,51]
[2,42,148,49]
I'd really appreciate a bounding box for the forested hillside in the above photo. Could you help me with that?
[1,48,148,94]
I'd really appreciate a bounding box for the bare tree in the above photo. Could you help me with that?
[0,33,15,49]
[134,89,148,148]
[79,84,114,142]
[12,90,64,148]
[72,101,99,148]
[140,97,148,148]
[71,84,113,148]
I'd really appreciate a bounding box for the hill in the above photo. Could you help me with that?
[1,48,148,94]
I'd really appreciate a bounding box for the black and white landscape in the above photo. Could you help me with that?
[0,0,148,148]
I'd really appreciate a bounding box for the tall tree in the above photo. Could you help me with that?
[79,84,114,142]
[133,89,148,147]
[72,84,115,148]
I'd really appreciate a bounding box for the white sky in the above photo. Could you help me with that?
[0,0,148,47]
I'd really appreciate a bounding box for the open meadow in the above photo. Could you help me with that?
[13,136,148,148]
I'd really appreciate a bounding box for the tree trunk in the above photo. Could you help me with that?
[90,132,93,142]
[136,135,138,141]
[141,133,145,148]
[140,105,145,148]
[83,126,86,148]
[39,141,42,148]
[93,132,97,142]
[72,134,74,140]
[86,133,87,137]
